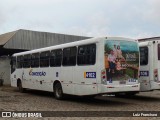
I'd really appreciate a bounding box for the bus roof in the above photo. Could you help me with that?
[13,37,136,56]
[139,41,150,47]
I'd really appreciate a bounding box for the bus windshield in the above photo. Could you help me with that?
[104,40,139,84]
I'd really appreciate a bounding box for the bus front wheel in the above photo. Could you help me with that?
[54,83,64,100]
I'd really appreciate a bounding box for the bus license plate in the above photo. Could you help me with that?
[119,81,126,84]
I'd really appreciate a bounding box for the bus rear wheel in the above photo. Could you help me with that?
[54,83,64,100]
[18,81,25,93]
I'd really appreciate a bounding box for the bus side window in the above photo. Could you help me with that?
[23,54,31,68]
[140,47,148,65]
[77,44,96,65]
[56,50,62,66]
[17,56,23,68]
[50,49,62,67]
[62,47,77,66]
[31,53,40,68]
[40,51,50,67]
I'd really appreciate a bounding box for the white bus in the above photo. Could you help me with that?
[10,37,140,99]
[139,41,160,91]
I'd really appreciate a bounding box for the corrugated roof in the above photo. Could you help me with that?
[0,30,17,45]
[0,29,91,50]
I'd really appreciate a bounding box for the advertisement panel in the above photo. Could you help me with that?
[104,40,139,84]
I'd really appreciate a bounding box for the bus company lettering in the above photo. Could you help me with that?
[126,53,136,61]
[29,69,46,76]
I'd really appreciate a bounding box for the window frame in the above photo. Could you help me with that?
[31,53,40,68]
[17,56,23,68]
[77,44,96,66]
[50,49,62,67]
[23,54,31,68]
[62,47,77,66]
[140,46,148,66]
[40,51,50,67]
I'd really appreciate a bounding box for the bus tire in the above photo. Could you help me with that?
[54,82,64,100]
[125,92,138,96]
[18,80,26,93]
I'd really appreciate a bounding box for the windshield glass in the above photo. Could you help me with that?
[104,40,139,83]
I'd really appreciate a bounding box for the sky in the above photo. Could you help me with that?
[0,0,160,39]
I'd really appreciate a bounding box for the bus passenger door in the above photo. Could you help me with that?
[139,46,151,91]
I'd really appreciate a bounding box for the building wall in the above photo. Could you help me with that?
[0,57,10,85]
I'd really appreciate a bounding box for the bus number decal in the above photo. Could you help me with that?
[84,72,96,78]
[128,78,137,82]
[140,71,149,76]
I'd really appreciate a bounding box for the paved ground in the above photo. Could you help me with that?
[0,85,160,120]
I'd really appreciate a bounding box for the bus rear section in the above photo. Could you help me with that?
[99,39,140,94]
[139,41,160,91]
